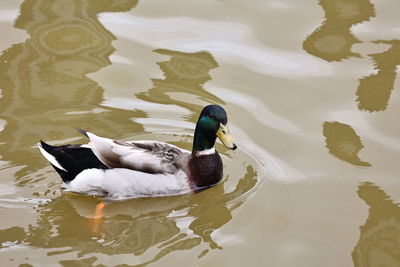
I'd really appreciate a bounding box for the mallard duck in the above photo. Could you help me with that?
[38,105,237,199]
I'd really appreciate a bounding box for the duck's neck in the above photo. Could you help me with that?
[193,147,216,157]
[192,127,216,154]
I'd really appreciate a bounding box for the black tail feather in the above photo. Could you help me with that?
[77,128,88,138]
[39,141,108,183]
[40,140,53,151]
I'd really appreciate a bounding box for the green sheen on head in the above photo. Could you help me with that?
[192,105,236,152]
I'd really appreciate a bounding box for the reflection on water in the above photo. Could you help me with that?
[0,0,143,183]
[306,0,400,165]
[305,0,400,113]
[353,182,400,266]
[303,0,375,62]
[322,121,370,166]
[356,40,400,112]
[0,166,258,266]
[137,49,224,121]
[60,257,98,266]
[3,0,398,265]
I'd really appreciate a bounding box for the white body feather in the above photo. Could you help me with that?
[65,168,192,200]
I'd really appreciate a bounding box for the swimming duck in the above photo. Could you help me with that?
[38,105,237,199]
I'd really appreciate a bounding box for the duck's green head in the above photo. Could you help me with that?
[193,105,237,152]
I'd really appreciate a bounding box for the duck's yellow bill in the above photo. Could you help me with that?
[216,124,237,150]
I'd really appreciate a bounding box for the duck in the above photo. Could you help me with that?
[38,105,237,199]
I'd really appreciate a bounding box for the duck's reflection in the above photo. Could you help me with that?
[0,0,143,183]
[352,182,400,266]
[137,49,225,121]
[356,40,400,112]
[322,121,370,166]
[303,0,375,62]
[0,166,258,265]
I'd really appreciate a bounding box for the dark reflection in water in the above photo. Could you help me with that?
[0,166,258,266]
[0,0,143,183]
[303,0,375,62]
[137,49,225,121]
[356,40,400,112]
[322,121,370,166]
[353,182,400,266]
[305,0,400,113]
[306,1,400,165]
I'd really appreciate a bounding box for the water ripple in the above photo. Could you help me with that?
[100,14,332,77]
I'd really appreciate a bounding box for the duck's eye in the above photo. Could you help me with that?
[209,114,216,119]
[222,130,226,134]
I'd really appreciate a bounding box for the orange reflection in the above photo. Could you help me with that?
[91,202,106,234]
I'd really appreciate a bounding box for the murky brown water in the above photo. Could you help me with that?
[1,0,400,266]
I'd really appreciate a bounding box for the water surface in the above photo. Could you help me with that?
[0,0,400,266]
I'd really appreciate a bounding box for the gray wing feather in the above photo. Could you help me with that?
[119,141,188,174]
[86,132,190,174]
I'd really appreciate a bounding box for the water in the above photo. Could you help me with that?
[0,0,399,266]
